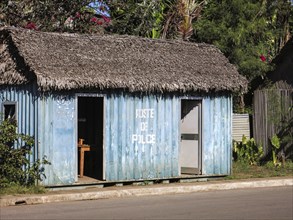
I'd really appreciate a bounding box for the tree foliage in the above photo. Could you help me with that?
[193,0,292,80]
[0,0,111,33]
[107,0,172,38]
[107,0,206,39]
[266,0,293,54]
[191,0,292,110]
[194,0,273,81]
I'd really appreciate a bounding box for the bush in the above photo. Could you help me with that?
[233,135,263,165]
[0,118,50,188]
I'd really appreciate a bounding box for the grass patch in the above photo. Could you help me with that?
[0,184,47,196]
[226,160,293,180]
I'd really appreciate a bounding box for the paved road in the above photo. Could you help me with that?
[1,186,292,219]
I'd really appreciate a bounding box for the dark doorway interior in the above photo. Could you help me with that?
[78,96,103,180]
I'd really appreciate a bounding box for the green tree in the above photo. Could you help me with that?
[107,0,206,40]
[0,0,111,33]
[266,0,293,55]
[107,0,172,38]
[194,0,273,82]
[192,0,292,111]
[161,0,206,40]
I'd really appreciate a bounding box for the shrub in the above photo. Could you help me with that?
[233,135,263,165]
[270,134,281,166]
[0,118,50,188]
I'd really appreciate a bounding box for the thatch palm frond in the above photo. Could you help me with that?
[0,27,248,93]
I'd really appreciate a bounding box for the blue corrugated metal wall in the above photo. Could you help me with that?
[38,95,76,186]
[105,93,180,181]
[1,86,232,185]
[202,95,232,175]
[0,85,38,163]
[0,87,77,186]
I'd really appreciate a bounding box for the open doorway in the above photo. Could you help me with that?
[180,99,202,175]
[77,96,104,181]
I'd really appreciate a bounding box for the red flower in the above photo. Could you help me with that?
[75,12,81,18]
[96,20,103,25]
[25,22,37,30]
[102,16,111,23]
[90,17,98,23]
[260,55,266,62]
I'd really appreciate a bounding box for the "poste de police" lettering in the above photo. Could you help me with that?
[132,108,156,144]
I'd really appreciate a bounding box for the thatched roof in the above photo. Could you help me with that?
[0,27,247,93]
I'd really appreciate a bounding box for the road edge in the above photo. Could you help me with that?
[1,178,292,207]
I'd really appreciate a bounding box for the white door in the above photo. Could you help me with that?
[180,100,201,174]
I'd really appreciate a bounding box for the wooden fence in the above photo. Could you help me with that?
[253,88,293,160]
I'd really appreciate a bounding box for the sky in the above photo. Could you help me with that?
[88,1,110,17]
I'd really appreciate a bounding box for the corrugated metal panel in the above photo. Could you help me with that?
[105,93,180,181]
[1,86,234,185]
[202,95,232,175]
[232,113,250,142]
[0,85,38,163]
[38,95,76,186]
[37,95,53,185]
